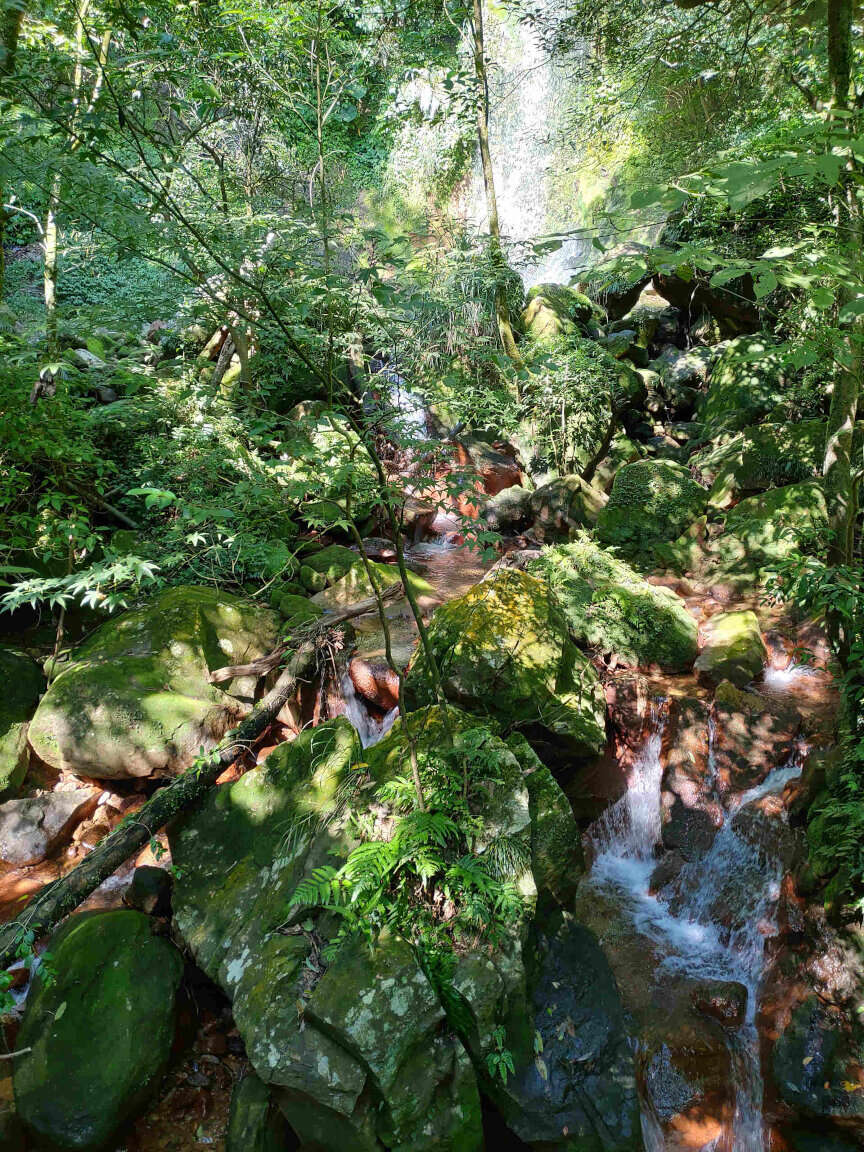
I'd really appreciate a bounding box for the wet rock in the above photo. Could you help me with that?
[14,910,183,1151]
[695,610,767,687]
[124,864,173,916]
[771,995,864,1125]
[596,459,708,552]
[690,980,747,1027]
[528,538,698,671]
[404,569,607,761]
[482,484,533,533]
[491,916,643,1151]
[660,696,722,860]
[455,437,523,497]
[28,586,279,779]
[359,536,396,562]
[711,680,801,792]
[226,1073,293,1152]
[529,474,607,540]
[0,788,98,868]
[348,656,399,710]
[0,648,44,799]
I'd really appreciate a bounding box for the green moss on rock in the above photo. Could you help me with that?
[0,648,43,798]
[693,421,825,508]
[27,585,279,779]
[522,283,594,342]
[597,459,707,551]
[14,910,183,1151]
[694,610,767,687]
[528,538,698,671]
[404,569,606,760]
[699,334,786,436]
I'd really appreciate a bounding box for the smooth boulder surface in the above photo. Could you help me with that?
[14,910,183,1151]
[0,788,98,867]
[528,538,698,671]
[695,610,767,687]
[27,585,279,779]
[0,647,43,798]
[529,475,607,541]
[596,459,707,551]
[404,568,607,760]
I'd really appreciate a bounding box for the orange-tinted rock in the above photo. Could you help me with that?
[349,657,399,710]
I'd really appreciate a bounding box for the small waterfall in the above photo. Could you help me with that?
[464,0,591,286]
[589,706,803,1150]
[340,672,398,749]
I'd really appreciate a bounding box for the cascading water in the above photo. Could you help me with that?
[340,670,398,749]
[463,0,591,287]
[589,701,803,1150]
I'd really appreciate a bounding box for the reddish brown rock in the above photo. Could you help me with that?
[661,696,723,860]
[349,657,399,711]
[712,681,801,794]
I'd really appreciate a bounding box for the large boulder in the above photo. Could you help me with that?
[694,611,767,687]
[27,586,280,779]
[0,648,43,798]
[527,538,698,672]
[698,334,786,436]
[529,475,607,541]
[522,283,594,342]
[170,711,585,1151]
[404,569,607,760]
[693,421,825,508]
[14,910,183,1151]
[482,484,534,533]
[596,460,707,551]
[718,481,829,569]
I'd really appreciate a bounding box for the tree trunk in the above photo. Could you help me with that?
[823,0,861,565]
[43,177,60,358]
[470,0,522,367]
[0,0,25,300]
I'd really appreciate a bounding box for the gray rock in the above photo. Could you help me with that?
[0,789,98,867]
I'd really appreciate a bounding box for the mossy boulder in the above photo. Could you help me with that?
[14,910,183,1151]
[596,459,707,551]
[27,586,279,779]
[694,610,767,687]
[522,283,594,342]
[709,481,829,581]
[482,484,534,533]
[528,538,698,671]
[301,545,358,586]
[273,592,322,628]
[529,475,607,541]
[698,334,786,436]
[312,559,435,610]
[404,569,606,760]
[0,648,43,798]
[226,1073,296,1152]
[171,715,518,1151]
[693,420,825,508]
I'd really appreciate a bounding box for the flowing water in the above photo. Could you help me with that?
[589,700,803,1150]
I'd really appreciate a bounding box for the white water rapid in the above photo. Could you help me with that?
[589,704,802,1151]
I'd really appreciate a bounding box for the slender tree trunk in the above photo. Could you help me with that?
[471,0,522,367]
[0,0,25,300]
[43,177,60,357]
[823,0,861,564]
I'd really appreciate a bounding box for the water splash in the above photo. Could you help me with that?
[589,707,802,1151]
[340,671,398,749]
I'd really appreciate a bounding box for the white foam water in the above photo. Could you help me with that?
[589,706,802,1150]
[339,671,398,749]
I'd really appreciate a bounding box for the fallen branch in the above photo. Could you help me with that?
[0,591,394,970]
[208,581,403,684]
